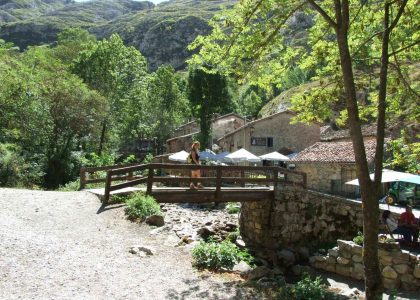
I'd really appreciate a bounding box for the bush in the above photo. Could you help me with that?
[124,193,162,220]
[353,231,364,246]
[226,202,240,214]
[226,228,240,243]
[192,239,254,270]
[276,274,327,300]
[293,274,326,300]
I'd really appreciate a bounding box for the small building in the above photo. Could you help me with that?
[291,140,377,197]
[217,111,320,156]
[167,113,246,152]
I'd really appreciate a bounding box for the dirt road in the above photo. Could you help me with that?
[0,188,258,300]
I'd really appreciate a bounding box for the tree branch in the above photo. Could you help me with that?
[387,39,420,57]
[307,0,338,29]
[389,0,408,31]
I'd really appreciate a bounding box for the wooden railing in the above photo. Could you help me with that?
[101,163,307,204]
[79,163,138,190]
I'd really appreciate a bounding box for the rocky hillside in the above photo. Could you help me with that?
[0,0,236,70]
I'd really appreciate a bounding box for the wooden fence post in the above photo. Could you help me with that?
[104,171,112,204]
[273,168,279,187]
[215,166,222,200]
[79,167,86,190]
[240,169,245,187]
[147,166,154,194]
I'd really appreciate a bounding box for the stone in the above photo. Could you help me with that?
[247,266,272,281]
[297,247,310,261]
[336,265,351,277]
[352,254,363,263]
[394,264,410,275]
[256,277,279,288]
[235,239,246,248]
[379,255,393,266]
[325,264,336,272]
[145,215,164,227]
[328,247,339,258]
[129,245,155,256]
[233,261,252,276]
[326,256,336,264]
[382,266,398,279]
[196,226,215,240]
[352,263,364,280]
[337,257,351,265]
[341,250,352,259]
[414,264,420,279]
[382,278,400,290]
[337,240,352,252]
[277,249,295,267]
[351,244,363,255]
[341,288,362,298]
[149,225,169,235]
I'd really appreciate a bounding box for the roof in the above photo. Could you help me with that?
[291,140,377,164]
[174,113,246,132]
[166,131,199,143]
[217,110,296,142]
[320,124,377,141]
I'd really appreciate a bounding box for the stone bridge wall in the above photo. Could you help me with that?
[240,184,365,253]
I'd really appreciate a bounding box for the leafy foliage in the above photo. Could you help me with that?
[192,239,254,270]
[226,202,240,214]
[385,130,420,173]
[188,67,234,148]
[353,231,364,246]
[124,193,162,220]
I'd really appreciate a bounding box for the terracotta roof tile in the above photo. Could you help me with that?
[320,124,377,141]
[291,140,377,163]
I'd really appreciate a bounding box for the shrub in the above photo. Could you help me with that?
[192,239,254,270]
[226,228,240,243]
[124,193,162,220]
[353,231,364,246]
[293,274,326,300]
[276,274,327,300]
[226,202,240,214]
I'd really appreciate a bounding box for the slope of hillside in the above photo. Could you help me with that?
[0,0,236,70]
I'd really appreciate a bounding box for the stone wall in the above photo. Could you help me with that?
[310,240,420,291]
[240,185,364,253]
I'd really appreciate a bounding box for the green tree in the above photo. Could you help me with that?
[54,28,96,65]
[188,1,418,297]
[188,67,234,148]
[72,34,149,155]
[146,65,189,154]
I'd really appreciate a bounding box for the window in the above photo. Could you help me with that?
[267,137,273,147]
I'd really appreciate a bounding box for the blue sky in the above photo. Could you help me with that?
[74,0,167,3]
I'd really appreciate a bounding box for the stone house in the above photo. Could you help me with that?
[166,113,246,153]
[217,111,321,156]
[291,139,377,197]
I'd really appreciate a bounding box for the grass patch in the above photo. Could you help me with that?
[226,202,240,214]
[192,239,254,271]
[124,192,162,220]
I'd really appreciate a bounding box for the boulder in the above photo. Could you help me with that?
[382,266,398,279]
[146,215,164,227]
[297,247,310,261]
[382,278,400,290]
[337,257,351,265]
[277,249,296,267]
[414,264,420,279]
[247,266,272,281]
[196,226,215,240]
[394,264,410,275]
[233,261,252,276]
[328,247,339,258]
[129,245,155,256]
[352,254,363,263]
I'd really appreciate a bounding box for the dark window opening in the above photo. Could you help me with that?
[267,137,273,147]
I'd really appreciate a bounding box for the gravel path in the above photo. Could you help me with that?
[0,188,259,300]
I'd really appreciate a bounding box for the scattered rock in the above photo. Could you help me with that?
[233,261,252,276]
[341,288,362,298]
[146,215,164,227]
[235,238,246,248]
[248,266,272,281]
[256,277,278,288]
[277,249,295,267]
[382,266,398,279]
[129,246,155,256]
[196,226,215,240]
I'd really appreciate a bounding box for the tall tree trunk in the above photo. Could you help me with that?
[98,120,107,156]
[333,1,381,298]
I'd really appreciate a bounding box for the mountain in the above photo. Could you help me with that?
[0,0,236,70]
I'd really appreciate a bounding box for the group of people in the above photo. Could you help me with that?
[382,205,419,245]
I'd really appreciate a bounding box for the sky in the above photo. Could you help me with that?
[74,0,168,3]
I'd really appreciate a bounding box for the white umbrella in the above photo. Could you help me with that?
[225,148,261,163]
[345,169,420,186]
[168,150,189,163]
[259,151,290,161]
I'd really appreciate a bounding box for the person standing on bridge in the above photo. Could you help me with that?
[188,141,203,189]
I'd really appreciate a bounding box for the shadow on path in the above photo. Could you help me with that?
[96,203,125,214]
